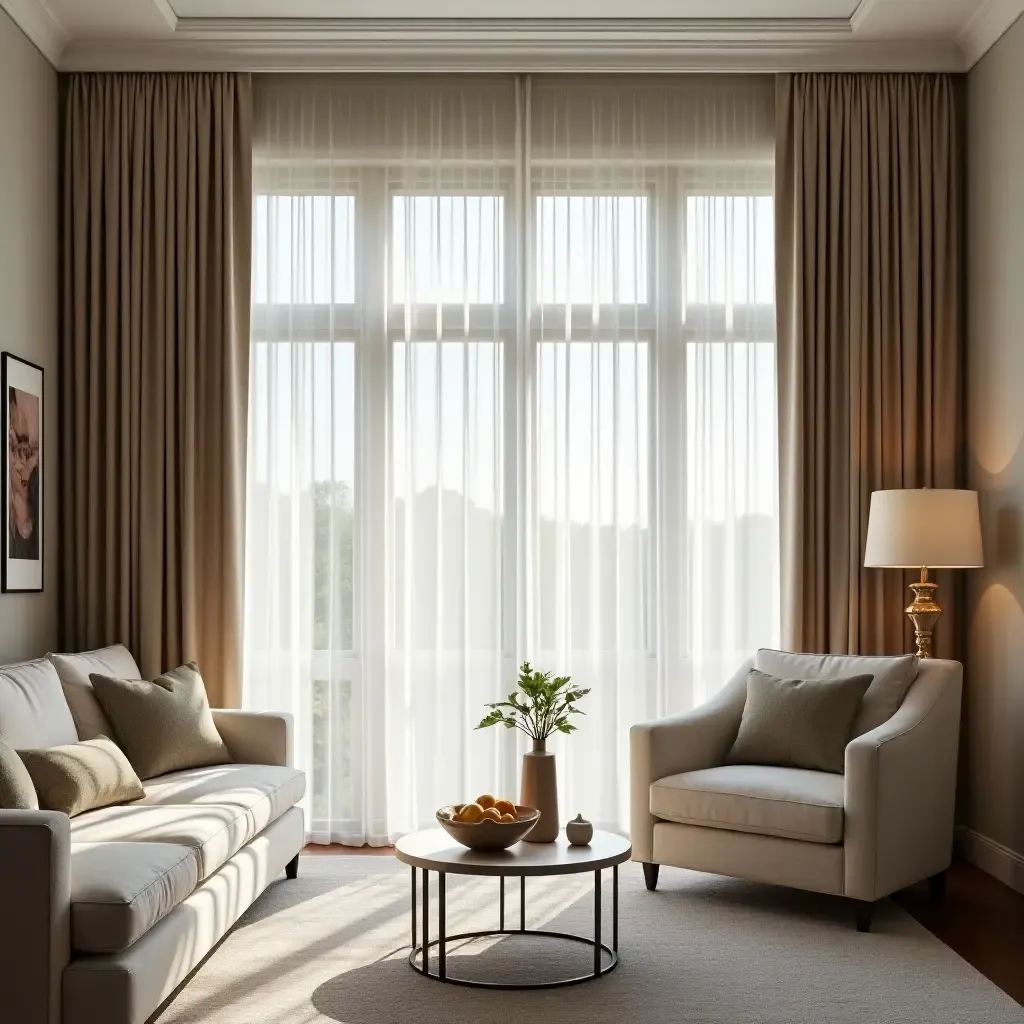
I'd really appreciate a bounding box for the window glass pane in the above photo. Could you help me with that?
[685,195,773,309]
[253,195,355,305]
[392,340,504,650]
[536,195,648,305]
[391,196,504,305]
[536,340,649,649]
[686,339,777,649]
[246,340,355,653]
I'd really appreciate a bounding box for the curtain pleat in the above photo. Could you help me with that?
[61,72,253,706]
[775,73,962,657]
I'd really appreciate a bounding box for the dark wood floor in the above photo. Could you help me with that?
[307,844,1024,1005]
[894,859,1024,1006]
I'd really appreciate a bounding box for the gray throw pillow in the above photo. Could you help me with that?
[90,662,232,780]
[0,733,38,809]
[727,669,873,774]
[18,736,144,817]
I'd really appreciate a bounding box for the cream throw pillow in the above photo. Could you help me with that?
[727,669,873,774]
[90,662,232,780]
[0,734,38,809]
[18,736,144,817]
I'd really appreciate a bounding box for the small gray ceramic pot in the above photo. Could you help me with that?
[565,813,593,846]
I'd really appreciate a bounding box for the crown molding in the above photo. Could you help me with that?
[59,17,966,72]
[849,0,883,33]
[0,0,67,65]
[958,0,1024,66]
[151,0,179,31]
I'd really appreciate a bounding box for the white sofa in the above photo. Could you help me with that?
[630,651,962,931]
[0,646,305,1024]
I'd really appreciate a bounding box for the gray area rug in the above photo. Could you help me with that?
[156,855,1024,1024]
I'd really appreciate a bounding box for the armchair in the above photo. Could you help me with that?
[630,654,963,930]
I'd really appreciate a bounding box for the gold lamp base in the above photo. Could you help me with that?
[906,566,942,659]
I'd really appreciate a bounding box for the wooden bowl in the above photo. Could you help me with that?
[436,805,540,851]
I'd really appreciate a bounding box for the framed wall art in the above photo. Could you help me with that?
[2,352,43,592]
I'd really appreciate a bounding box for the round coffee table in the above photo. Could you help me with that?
[394,828,631,989]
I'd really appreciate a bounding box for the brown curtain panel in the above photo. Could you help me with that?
[775,73,962,658]
[61,73,253,706]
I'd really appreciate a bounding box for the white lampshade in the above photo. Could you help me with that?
[864,489,984,569]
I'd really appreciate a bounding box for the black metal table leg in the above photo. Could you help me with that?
[520,875,526,931]
[613,864,619,952]
[411,866,417,950]
[422,868,429,974]
[594,868,602,976]
[439,872,446,980]
[499,875,505,931]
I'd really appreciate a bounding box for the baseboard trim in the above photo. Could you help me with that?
[956,826,1024,895]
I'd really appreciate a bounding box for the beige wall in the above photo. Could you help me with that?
[966,13,1024,891]
[0,12,58,663]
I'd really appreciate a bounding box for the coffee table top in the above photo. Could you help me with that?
[395,829,631,877]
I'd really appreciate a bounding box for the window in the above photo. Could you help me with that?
[245,77,779,844]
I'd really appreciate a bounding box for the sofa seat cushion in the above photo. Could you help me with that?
[138,764,306,835]
[69,802,252,880]
[70,842,198,953]
[650,765,845,844]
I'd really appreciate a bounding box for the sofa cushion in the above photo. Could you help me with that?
[50,644,140,741]
[650,764,845,844]
[138,763,306,835]
[91,663,232,780]
[20,736,144,817]
[70,842,198,953]
[0,657,78,749]
[69,802,252,880]
[755,649,918,738]
[0,733,38,808]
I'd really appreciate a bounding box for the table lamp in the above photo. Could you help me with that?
[863,489,984,658]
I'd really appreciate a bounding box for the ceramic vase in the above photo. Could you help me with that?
[566,813,593,846]
[520,738,559,842]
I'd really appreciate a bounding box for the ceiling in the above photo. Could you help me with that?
[2,0,1021,72]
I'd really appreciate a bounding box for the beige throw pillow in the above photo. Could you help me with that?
[727,669,873,774]
[19,737,144,817]
[0,734,38,809]
[90,663,232,780]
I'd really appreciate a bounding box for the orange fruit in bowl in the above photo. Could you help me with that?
[499,813,516,823]
[494,799,516,817]
[457,802,485,823]
[481,807,501,822]
[476,794,496,810]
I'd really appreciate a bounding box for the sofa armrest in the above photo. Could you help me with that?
[212,710,294,767]
[0,810,71,1024]
[844,660,963,902]
[629,659,751,862]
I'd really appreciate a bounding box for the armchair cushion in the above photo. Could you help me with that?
[726,669,871,773]
[755,649,918,738]
[650,764,844,844]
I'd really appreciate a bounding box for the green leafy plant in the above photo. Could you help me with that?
[476,662,590,742]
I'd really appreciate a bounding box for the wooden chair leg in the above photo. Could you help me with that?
[285,854,300,880]
[642,862,660,891]
[928,870,947,901]
[855,901,874,932]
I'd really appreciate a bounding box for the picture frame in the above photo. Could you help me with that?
[2,352,44,593]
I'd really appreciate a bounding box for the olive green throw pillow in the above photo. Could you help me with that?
[19,736,144,817]
[726,669,873,774]
[90,662,232,780]
[0,734,38,809]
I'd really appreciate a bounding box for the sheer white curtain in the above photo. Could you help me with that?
[244,74,778,845]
